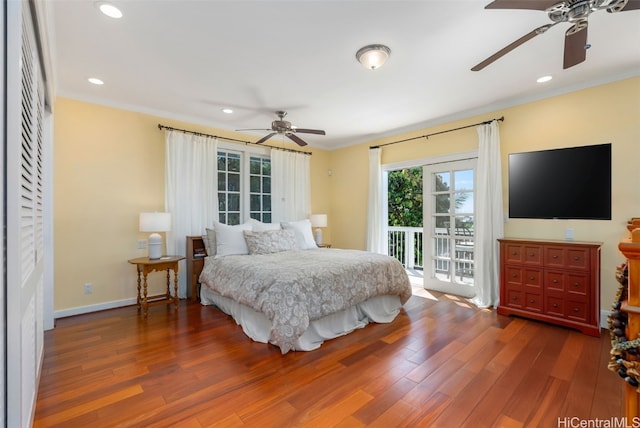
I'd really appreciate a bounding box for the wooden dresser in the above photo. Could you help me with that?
[186,235,206,301]
[497,238,601,336]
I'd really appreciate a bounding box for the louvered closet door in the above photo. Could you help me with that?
[6,1,46,426]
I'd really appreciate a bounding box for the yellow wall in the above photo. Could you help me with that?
[327,76,640,312]
[55,77,639,315]
[53,98,331,312]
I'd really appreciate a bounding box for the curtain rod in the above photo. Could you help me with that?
[369,116,504,149]
[157,124,312,156]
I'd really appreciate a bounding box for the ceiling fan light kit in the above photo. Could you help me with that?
[472,0,639,71]
[356,44,391,70]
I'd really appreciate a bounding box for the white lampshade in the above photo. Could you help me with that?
[356,44,391,70]
[310,214,327,228]
[139,212,171,259]
[139,212,171,232]
[310,214,328,245]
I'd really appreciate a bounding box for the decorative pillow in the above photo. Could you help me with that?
[213,221,252,258]
[204,229,216,257]
[249,218,282,232]
[281,219,318,250]
[243,229,298,255]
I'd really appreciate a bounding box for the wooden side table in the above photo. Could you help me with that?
[128,256,185,317]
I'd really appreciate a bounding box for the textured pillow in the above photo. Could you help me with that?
[281,219,318,250]
[249,218,282,232]
[243,229,298,255]
[204,229,216,257]
[214,221,252,258]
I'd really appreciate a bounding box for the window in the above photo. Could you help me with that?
[217,149,271,225]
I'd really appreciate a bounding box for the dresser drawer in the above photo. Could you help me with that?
[523,268,543,288]
[565,300,588,323]
[545,246,590,270]
[524,291,543,313]
[504,243,542,265]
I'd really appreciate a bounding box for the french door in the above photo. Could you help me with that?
[423,159,477,297]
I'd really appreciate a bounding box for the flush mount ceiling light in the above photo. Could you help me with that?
[88,77,104,85]
[96,2,123,19]
[356,44,391,70]
[537,75,553,83]
[222,108,233,114]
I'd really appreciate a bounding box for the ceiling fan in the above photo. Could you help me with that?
[471,0,640,71]
[237,111,326,147]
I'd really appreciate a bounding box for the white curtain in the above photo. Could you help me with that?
[366,147,386,254]
[165,130,218,298]
[472,120,504,308]
[271,149,311,221]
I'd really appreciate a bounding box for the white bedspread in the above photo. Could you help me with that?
[199,248,412,353]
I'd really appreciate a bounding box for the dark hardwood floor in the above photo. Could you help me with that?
[33,291,622,427]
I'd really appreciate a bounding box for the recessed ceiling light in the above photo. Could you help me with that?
[88,77,104,85]
[537,75,552,83]
[222,108,233,114]
[96,2,123,19]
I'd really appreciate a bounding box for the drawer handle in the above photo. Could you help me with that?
[530,299,535,303]
[512,252,518,256]
[529,276,535,280]
[553,279,558,283]
[553,303,558,308]
[512,296,518,301]
[552,255,558,259]
[529,253,535,257]
[573,256,580,261]
[573,282,580,287]
[573,307,580,312]
[512,273,518,278]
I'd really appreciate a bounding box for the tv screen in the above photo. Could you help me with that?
[508,143,611,220]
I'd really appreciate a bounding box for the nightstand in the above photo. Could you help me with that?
[128,256,185,317]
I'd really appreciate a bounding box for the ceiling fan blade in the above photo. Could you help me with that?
[471,23,555,71]
[617,0,640,10]
[485,0,559,10]
[285,133,308,147]
[236,128,271,132]
[255,133,277,144]
[563,24,588,69]
[293,128,326,135]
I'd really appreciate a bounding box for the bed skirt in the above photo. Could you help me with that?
[200,286,403,352]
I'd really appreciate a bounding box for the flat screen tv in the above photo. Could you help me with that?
[508,143,611,220]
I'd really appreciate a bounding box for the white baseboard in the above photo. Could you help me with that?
[53,297,138,320]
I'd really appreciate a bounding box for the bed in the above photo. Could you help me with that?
[198,220,412,354]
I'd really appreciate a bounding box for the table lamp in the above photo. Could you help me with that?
[310,214,327,246]
[139,212,171,259]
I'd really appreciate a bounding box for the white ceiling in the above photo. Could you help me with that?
[48,0,640,150]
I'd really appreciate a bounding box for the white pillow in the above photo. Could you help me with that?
[214,221,252,258]
[249,218,282,232]
[281,219,317,250]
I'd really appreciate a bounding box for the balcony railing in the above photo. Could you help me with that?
[388,227,423,269]
[388,226,475,281]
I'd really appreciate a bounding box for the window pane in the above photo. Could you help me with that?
[228,155,240,172]
[228,193,240,211]
[454,169,473,191]
[250,176,261,193]
[250,194,261,211]
[218,155,227,171]
[434,172,450,191]
[228,213,240,225]
[218,193,226,211]
[250,158,261,175]
[262,161,271,175]
[262,177,271,194]
[218,172,226,191]
[435,194,450,213]
[454,192,473,214]
[228,173,240,192]
[263,195,271,211]
[218,213,226,224]
[263,213,271,223]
